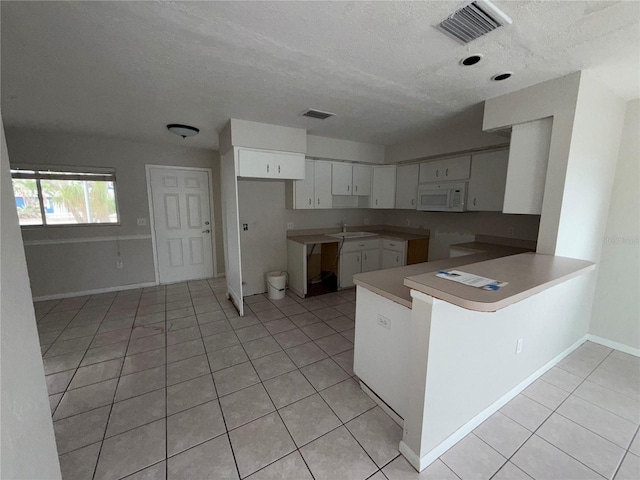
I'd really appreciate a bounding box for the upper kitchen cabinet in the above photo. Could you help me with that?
[289,160,315,209]
[352,165,372,196]
[237,148,305,179]
[331,163,353,195]
[503,118,553,215]
[286,160,333,209]
[371,165,396,209]
[314,161,333,208]
[419,155,471,183]
[395,164,419,209]
[467,150,509,212]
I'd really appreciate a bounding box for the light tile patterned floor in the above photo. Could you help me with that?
[36,280,639,480]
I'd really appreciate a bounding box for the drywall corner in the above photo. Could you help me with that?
[0,114,62,479]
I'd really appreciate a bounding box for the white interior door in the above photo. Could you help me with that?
[149,167,214,284]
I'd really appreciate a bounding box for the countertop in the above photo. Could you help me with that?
[353,251,518,309]
[404,253,595,312]
[448,241,533,255]
[287,229,429,245]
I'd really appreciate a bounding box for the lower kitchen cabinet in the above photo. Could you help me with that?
[382,249,404,269]
[361,248,380,273]
[340,251,362,288]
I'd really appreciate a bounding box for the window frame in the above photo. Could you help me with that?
[11,165,121,228]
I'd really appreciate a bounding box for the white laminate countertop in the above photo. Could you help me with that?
[353,249,522,309]
[404,253,595,312]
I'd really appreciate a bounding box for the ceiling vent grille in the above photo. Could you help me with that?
[301,109,335,120]
[437,0,512,44]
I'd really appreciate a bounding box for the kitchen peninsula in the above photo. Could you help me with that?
[353,249,595,472]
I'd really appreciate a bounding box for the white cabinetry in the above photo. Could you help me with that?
[339,238,380,288]
[503,118,553,215]
[467,150,509,212]
[419,155,471,183]
[371,166,396,209]
[395,164,419,209]
[314,161,333,208]
[332,163,353,195]
[288,160,333,209]
[381,239,406,269]
[238,148,305,179]
[352,165,372,196]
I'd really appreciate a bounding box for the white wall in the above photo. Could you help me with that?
[589,99,640,351]
[5,128,224,298]
[384,125,507,164]
[238,179,385,295]
[306,135,385,164]
[1,116,61,479]
[383,210,540,261]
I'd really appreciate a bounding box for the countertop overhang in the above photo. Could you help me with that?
[404,253,595,312]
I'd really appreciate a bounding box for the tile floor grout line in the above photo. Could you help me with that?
[164,290,169,480]
[490,346,617,480]
[90,291,144,480]
[611,424,640,480]
[191,285,244,480]
[50,295,119,419]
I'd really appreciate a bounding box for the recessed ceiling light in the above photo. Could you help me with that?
[460,54,483,66]
[492,72,512,81]
[167,124,199,138]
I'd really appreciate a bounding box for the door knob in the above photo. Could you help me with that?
[205,221,210,225]
[202,229,210,233]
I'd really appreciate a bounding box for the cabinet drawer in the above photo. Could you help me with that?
[382,239,404,252]
[341,238,380,253]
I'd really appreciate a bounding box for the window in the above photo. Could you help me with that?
[11,168,119,226]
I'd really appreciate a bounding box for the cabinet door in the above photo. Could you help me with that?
[395,164,419,209]
[372,166,396,209]
[314,161,333,209]
[332,163,353,195]
[442,155,471,180]
[237,149,273,178]
[340,251,361,288]
[294,161,315,209]
[361,248,380,273]
[382,249,403,269]
[419,156,471,183]
[273,152,305,180]
[468,150,509,211]
[352,165,372,196]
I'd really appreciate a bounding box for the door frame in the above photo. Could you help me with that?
[145,164,218,285]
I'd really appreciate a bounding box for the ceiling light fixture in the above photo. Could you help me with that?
[491,72,512,81]
[167,124,200,138]
[460,54,483,66]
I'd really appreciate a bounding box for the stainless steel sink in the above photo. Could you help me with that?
[326,232,379,239]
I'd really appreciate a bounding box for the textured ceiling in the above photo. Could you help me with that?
[1,1,639,149]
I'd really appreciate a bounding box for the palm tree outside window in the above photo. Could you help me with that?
[10,168,119,226]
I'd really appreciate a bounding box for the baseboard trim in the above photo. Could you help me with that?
[32,282,157,302]
[215,272,226,279]
[586,334,640,357]
[401,334,588,472]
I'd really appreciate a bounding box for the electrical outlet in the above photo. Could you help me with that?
[377,314,391,330]
[116,260,123,269]
[405,219,410,226]
[287,222,294,230]
[516,338,524,354]
[363,218,370,226]
[507,227,515,237]
[243,224,248,231]
[136,218,147,226]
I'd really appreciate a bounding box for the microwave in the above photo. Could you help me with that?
[417,182,467,212]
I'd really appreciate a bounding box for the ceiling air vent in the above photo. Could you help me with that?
[300,109,335,120]
[437,0,512,44]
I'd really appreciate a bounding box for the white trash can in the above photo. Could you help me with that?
[266,271,287,300]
